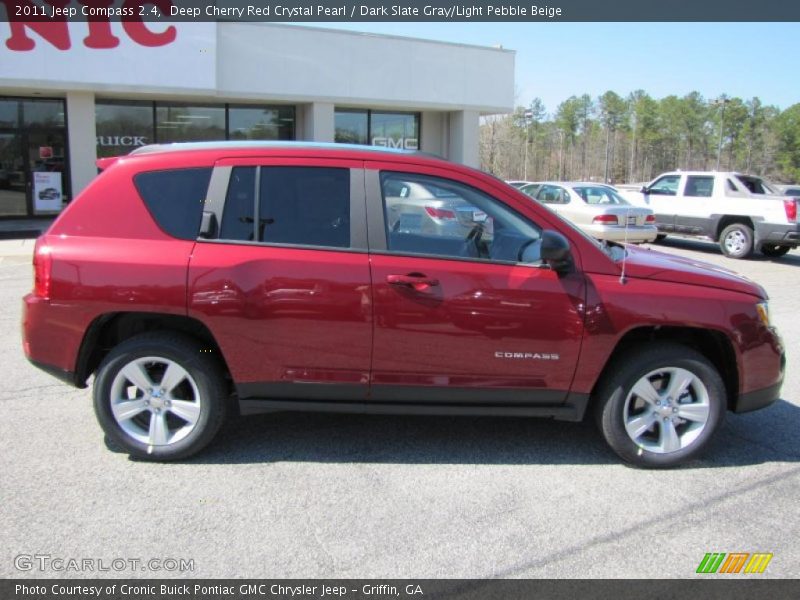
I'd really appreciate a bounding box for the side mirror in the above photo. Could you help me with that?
[540,230,573,273]
[640,185,649,194]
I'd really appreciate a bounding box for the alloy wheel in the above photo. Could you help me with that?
[622,367,710,454]
[109,356,202,448]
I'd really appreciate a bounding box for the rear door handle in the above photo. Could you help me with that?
[386,273,440,291]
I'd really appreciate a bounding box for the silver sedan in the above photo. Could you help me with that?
[520,181,658,243]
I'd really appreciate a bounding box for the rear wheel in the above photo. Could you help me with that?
[760,244,791,258]
[595,344,726,468]
[93,333,228,461]
[719,223,754,259]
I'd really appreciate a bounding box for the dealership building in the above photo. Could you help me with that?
[0,20,514,220]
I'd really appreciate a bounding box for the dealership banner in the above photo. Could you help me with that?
[3,580,800,599]
[0,0,798,22]
[32,171,62,213]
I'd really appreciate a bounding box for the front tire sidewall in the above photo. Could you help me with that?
[598,347,725,468]
[94,336,224,461]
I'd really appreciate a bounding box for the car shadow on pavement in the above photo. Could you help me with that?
[171,398,800,468]
[650,237,800,266]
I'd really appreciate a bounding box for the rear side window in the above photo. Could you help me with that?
[219,166,351,248]
[684,176,714,197]
[134,168,212,240]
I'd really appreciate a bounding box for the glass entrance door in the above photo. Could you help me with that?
[0,132,27,217]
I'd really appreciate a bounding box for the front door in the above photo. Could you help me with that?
[643,173,682,231]
[366,167,585,405]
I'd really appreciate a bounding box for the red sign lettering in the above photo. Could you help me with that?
[0,0,177,50]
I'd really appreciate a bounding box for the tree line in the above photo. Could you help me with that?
[480,91,800,185]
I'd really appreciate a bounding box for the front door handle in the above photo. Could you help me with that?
[386,273,440,292]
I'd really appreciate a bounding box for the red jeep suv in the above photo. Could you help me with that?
[22,142,785,467]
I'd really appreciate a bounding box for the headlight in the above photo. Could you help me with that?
[756,302,770,327]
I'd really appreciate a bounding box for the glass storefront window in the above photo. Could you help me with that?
[370,112,419,150]
[228,106,294,140]
[335,109,420,150]
[23,99,65,128]
[156,104,226,144]
[0,99,19,128]
[95,101,154,158]
[334,110,368,145]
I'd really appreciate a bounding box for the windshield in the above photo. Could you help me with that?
[572,185,629,205]
[519,183,542,197]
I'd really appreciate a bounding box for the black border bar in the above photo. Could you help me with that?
[4,579,800,600]
[1,0,799,22]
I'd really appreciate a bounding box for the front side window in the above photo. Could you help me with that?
[684,176,714,197]
[219,166,350,249]
[381,172,542,264]
[648,175,681,195]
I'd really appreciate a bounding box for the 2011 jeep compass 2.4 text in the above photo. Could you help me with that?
[22,143,785,467]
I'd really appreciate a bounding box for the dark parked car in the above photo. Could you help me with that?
[22,142,784,467]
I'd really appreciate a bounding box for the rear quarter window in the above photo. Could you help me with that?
[134,168,212,240]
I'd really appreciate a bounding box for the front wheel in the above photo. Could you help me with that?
[595,344,726,468]
[760,244,791,258]
[93,333,228,461]
[719,223,754,259]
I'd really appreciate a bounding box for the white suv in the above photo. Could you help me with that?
[620,171,799,258]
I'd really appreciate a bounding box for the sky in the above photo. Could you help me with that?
[295,22,800,116]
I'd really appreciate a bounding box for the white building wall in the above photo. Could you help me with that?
[216,24,514,113]
[448,111,480,168]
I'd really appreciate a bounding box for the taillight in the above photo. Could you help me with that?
[592,214,619,224]
[784,199,797,223]
[33,239,52,299]
[645,214,655,223]
[424,206,456,220]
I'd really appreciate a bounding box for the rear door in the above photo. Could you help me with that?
[188,158,372,404]
[365,163,585,406]
[674,174,716,235]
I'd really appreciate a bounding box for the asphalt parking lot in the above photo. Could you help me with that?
[1,237,798,579]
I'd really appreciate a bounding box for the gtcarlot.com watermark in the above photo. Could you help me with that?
[14,554,195,573]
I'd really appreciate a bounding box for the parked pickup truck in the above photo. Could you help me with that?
[618,171,799,259]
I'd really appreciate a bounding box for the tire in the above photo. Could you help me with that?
[93,333,228,461]
[655,234,668,242]
[760,244,791,258]
[719,222,754,259]
[595,343,726,468]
